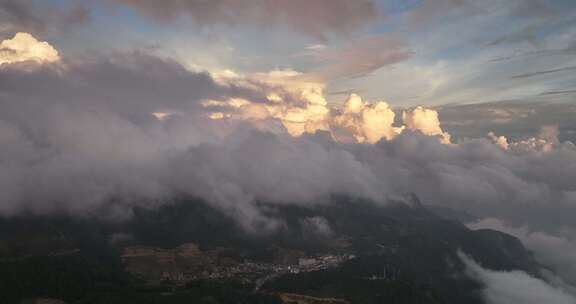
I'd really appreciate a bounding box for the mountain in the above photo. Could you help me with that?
[0,195,542,304]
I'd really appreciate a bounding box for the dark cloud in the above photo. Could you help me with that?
[0,52,255,115]
[0,0,44,35]
[0,0,90,37]
[111,0,378,39]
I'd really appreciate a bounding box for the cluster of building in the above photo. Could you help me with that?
[159,253,356,285]
[294,254,355,273]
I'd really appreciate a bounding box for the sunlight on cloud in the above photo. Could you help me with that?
[489,126,569,153]
[204,70,450,144]
[332,94,400,143]
[403,106,451,144]
[0,32,59,65]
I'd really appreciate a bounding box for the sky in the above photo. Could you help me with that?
[2,0,576,107]
[2,1,576,303]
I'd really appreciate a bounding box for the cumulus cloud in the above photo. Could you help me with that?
[0,32,59,65]
[204,73,449,145]
[488,126,568,153]
[439,102,576,143]
[210,69,332,137]
[332,93,400,143]
[112,0,378,39]
[459,251,576,304]
[488,132,509,150]
[403,106,451,144]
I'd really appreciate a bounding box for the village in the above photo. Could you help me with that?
[121,242,356,286]
[159,253,356,285]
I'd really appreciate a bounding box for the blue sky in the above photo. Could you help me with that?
[21,0,576,107]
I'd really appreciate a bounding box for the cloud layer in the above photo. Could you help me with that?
[112,0,378,39]
[1,35,576,290]
[0,0,88,36]
[460,252,576,304]
[469,218,576,289]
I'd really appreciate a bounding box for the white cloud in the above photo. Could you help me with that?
[460,251,576,304]
[489,126,565,153]
[332,93,403,144]
[469,218,576,288]
[206,71,449,144]
[0,32,59,65]
[403,106,451,143]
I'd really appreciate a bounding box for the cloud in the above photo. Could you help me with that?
[469,218,576,288]
[0,51,391,231]
[331,94,399,143]
[459,251,576,304]
[403,106,451,144]
[439,102,576,143]
[488,132,510,150]
[0,32,59,65]
[210,69,332,137]
[0,0,89,36]
[511,66,576,79]
[112,0,378,39]
[204,74,448,145]
[488,126,564,153]
[407,0,556,26]
[341,0,576,107]
[300,216,333,238]
[0,49,576,242]
[305,35,413,80]
[539,90,576,96]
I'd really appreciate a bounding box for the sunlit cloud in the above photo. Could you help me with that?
[403,106,451,144]
[0,32,59,65]
[460,251,576,304]
[204,69,449,144]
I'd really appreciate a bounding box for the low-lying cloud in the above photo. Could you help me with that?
[460,252,576,304]
[469,218,576,288]
[1,35,576,286]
